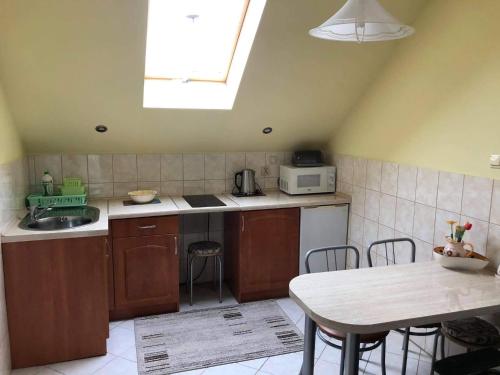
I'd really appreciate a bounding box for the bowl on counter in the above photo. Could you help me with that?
[128,190,158,204]
[433,247,489,271]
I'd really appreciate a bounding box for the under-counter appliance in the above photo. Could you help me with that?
[183,194,226,208]
[279,165,336,195]
[299,204,349,274]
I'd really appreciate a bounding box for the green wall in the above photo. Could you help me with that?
[330,0,500,179]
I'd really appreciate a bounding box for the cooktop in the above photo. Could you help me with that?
[183,194,226,208]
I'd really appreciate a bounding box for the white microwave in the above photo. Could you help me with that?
[279,165,336,195]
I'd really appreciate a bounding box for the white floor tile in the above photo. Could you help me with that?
[313,359,341,375]
[276,298,303,324]
[107,327,136,357]
[92,357,138,375]
[259,352,303,375]
[46,353,115,375]
[116,346,138,363]
[238,358,268,370]
[11,367,45,375]
[202,363,257,375]
[364,352,418,375]
[175,369,205,375]
[116,320,135,332]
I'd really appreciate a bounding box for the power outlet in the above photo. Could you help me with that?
[490,155,500,168]
[261,166,271,177]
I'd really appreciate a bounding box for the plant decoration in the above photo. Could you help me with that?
[446,220,472,242]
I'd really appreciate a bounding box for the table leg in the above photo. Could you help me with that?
[300,316,316,375]
[344,333,360,375]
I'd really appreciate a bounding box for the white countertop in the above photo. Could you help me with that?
[1,191,350,243]
[1,200,109,243]
[290,261,500,334]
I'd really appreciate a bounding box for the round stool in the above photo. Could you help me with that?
[187,240,223,306]
[442,317,500,350]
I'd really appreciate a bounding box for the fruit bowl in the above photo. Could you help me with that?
[128,190,157,204]
[433,247,489,271]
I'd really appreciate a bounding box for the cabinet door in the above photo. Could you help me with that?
[239,208,299,299]
[113,235,179,310]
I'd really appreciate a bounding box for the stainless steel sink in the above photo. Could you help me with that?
[19,206,100,231]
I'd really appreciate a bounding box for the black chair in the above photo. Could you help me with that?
[433,348,500,375]
[305,245,389,375]
[367,238,444,375]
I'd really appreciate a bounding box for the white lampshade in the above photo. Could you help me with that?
[309,0,415,43]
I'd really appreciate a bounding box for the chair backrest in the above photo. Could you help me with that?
[305,245,360,274]
[367,238,416,267]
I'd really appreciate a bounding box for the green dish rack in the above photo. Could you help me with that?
[27,193,88,208]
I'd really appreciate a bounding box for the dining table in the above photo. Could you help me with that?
[289,261,500,375]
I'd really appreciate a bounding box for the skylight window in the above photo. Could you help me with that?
[143,0,266,110]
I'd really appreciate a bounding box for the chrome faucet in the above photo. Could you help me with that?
[29,205,53,221]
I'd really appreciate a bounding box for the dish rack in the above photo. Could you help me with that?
[26,193,87,208]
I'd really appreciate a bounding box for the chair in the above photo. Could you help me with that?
[186,240,223,306]
[305,245,389,375]
[367,238,444,375]
[433,348,500,375]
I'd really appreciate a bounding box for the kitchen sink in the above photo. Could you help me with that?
[19,206,100,231]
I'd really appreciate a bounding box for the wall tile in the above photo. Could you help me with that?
[266,152,284,178]
[88,154,113,183]
[487,224,500,268]
[491,181,500,226]
[339,182,353,195]
[397,165,417,201]
[461,175,493,222]
[264,177,279,190]
[434,209,460,247]
[412,203,436,244]
[245,152,266,178]
[183,153,204,181]
[137,154,161,182]
[184,181,205,195]
[415,168,438,207]
[88,183,114,198]
[364,190,380,222]
[366,160,382,192]
[352,158,367,187]
[161,154,183,181]
[62,154,88,183]
[341,155,354,184]
[351,185,365,216]
[379,194,397,228]
[460,216,489,255]
[363,218,378,248]
[437,171,464,214]
[34,154,62,184]
[161,181,183,196]
[113,182,137,197]
[204,180,226,194]
[381,162,398,196]
[28,155,36,185]
[378,224,395,242]
[226,152,246,179]
[349,214,364,244]
[113,154,137,182]
[395,198,415,236]
[205,153,226,180]
[413,238,433,263]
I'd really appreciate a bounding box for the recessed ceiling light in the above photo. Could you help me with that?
[262,127,273,134]
[95,125,108,133]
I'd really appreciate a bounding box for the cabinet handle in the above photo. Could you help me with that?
[138,225,156,230]
[241,216,245,232]
[174,236,178,255]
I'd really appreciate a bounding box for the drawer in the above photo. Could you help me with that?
[111,216,179,238]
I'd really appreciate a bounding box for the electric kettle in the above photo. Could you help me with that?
[234,169,257,196]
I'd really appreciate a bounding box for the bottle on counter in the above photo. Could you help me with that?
[41,170,54,196]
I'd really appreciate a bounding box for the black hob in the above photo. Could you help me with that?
[183,194,226,208]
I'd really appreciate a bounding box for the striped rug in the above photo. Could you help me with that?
[134,300,304,374]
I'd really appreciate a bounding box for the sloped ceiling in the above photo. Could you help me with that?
[0,0,427,153]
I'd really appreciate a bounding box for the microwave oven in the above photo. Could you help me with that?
[279,165,336,195]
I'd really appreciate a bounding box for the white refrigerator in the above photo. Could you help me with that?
[299,204,349,274]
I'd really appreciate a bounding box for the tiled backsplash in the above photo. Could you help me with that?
[0,156,29,375]
[333,154,500,269]
[28,152,292,198]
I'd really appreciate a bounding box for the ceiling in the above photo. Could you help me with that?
[0,0,428,154]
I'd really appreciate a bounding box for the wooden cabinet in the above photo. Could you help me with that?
[110,215,179,319]
[2,236,108,369]
[224,208,300,302]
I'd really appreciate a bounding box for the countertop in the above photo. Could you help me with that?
[1,191,350,243]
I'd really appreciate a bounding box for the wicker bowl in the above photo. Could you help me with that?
[433,247,489,271]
